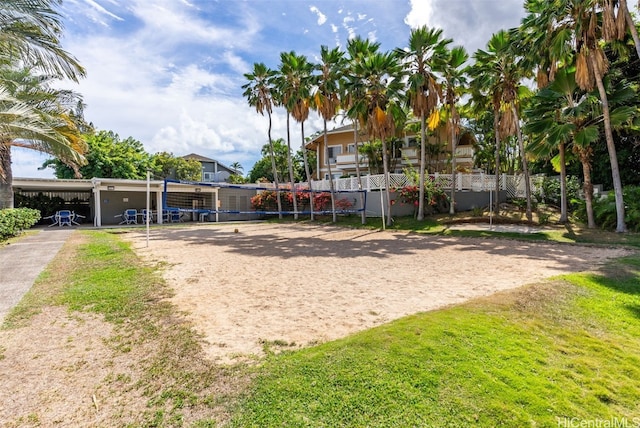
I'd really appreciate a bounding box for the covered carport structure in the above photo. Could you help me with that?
[13,177,221,227]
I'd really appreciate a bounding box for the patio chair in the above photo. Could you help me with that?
[57,210,73,227]
[119,209,138,225]
[141,209,154,223]
[169,209,183,223]
[43,213,58,227]
[71,212,86,225]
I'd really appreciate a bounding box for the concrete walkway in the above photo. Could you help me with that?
[0,228,74,324]
[447,223,558,234]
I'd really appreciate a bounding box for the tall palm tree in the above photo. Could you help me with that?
[0,0,86,209]
[313,45,345,223]
[526,67,636,228]
[526,68,599,227]
[345,36,381,224]
[280,52,316,220]
[351,50,406,226]
[396,26,451,220]
[275,52,301,219]
[0,65,87,209]
[521,0,627,232]
[242,62,283,218]
[439,45,469,215]
[470,30,533,221]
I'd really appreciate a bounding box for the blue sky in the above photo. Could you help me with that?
[13,0,529,178]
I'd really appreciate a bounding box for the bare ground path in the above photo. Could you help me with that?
[124,223,632,363]
[0,228,74,324]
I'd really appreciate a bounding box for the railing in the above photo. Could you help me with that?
[308,172,532,198]
[259,172,535,199]
[455,146,474,158]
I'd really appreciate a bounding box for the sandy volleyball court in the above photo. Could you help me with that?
[125,223,631,363]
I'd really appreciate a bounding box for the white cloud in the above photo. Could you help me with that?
[309,6,327,26]
[404,0,434,28]
[343,15,356,40]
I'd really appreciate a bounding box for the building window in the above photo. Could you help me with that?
[326,145,342,164]
[347,144,356,153]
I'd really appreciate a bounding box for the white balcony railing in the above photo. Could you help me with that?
[455,145,474,158]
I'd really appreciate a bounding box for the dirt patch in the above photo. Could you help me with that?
[124,223,632,364]
[0,307,150,427]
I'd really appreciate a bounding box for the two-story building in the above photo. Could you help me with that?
[306,123,476,180]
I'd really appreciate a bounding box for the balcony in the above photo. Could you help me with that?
[455,145,474,159]
[336,153,367,167]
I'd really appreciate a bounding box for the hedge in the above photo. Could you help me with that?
[0,208,41,241]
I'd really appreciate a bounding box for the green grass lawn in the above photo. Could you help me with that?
[5,223,640,426]
[229,255,640,427]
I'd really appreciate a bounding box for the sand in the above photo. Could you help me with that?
[124,222,632,364]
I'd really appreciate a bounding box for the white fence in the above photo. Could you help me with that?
[306,173,530,199]
[257,173,534,199]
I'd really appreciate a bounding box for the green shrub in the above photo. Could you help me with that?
[0,208,41,241]
[592,186,640,232]
[532,175,581,211]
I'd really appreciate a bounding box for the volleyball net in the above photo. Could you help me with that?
[162,179,367,219]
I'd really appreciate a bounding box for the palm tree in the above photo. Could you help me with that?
[0,0,85,81]
[439,45,469,215]
[600,0,640,60]
[0,0,86,209]
[275,52,301,219]
[526,68,599,227]
[350,50,406,226]
[229,161,243,173]
[396,26,451,220]
[313,45,345,223]
[345,36,381,225]
[242,62,283,218]
[0,65,87,209]
[521,0,627,232]
[470,30,533,221]
[526,67,636,228]
[280,52,316,220]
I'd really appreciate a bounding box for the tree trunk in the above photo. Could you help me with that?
[559,141,568,223]
[449,105,456,215]
[493,114,501,212]
[323,120,337,223]
[512,105,532,222]
[0,142,14,209]
[418,113,426,220]
[267,111,283,219]
[591,55,627,232]
[353,121,366,225]
[285,113,298,219]
[300,121,315,221]
[381,134,393,227]
[621,0,640,59]
[579,151,596,229]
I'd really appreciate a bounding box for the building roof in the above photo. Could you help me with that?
[181,153,236,172]
[182,153,217,163]
[13,178,94,192]
[306,123,368,149]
